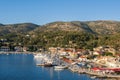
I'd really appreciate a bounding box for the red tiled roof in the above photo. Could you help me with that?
[92,67,120,72]
[62,58,74,63]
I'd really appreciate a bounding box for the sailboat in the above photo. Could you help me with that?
[54,57,68,70]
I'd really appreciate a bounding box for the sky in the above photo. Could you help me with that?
[0,0,120,25]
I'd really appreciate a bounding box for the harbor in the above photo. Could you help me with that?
[0,53,93,80]
[34,51,120,80]
[0,46,120,80]
[0,51,120,80]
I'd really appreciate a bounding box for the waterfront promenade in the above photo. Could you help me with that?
[69,66,120,79]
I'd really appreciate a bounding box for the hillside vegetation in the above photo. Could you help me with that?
[0,23,39,35]
[1,20,120,50]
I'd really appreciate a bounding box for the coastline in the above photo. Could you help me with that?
[1,52,120,79]
[0,51,34,54]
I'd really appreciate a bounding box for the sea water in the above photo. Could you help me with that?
[0,53,99,80]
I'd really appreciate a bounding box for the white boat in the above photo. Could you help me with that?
[34,53,54,67]
[34,53,46,59]
[54,65,67,69]
[90,76,96,79]
[34,53,42,58]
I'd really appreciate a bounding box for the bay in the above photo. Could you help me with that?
[0,54,95,80]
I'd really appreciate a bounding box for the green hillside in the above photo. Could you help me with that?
[1,20,120,50]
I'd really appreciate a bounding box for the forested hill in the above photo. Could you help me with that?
[0,20,120,35]
[1,20,120,49]
[86,21,120,34]
[32,20,120,35]
[32,21,95,34]
[0,23,39,35]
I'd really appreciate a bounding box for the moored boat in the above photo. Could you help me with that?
[54,65,68,69]
[34,53,45,59]
[44,63,53,67]
[37,63,53,67]
[35,53,54,67]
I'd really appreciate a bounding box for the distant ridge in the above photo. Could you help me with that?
[1,20,120,49]
[0,23,4,26]
[0,20,120,35]
[0,23,39,35]
[33,20,120,35]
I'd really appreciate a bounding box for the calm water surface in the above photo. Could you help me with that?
[0,54,97,80]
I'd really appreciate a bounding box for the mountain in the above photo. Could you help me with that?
[0,23,4,26]
[1,20,120,49]
[33,20,120,35]
[33,21,95,33]
[86,20,120,34]
[1,20,120,35]
[0,23,39,35]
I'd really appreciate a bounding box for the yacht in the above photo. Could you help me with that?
[34,53,49,60]
[34,53,43,58]
[54,65,68,69]
[34,53,54,67]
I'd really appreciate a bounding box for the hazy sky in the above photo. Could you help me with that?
[0,0,120,24]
